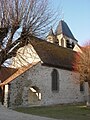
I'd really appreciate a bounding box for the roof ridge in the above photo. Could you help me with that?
[56,20,77,41]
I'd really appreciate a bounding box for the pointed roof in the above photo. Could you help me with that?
[56,20,77,41]
[48,28,54,36]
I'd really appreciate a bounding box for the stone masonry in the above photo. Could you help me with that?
[9,62,88,108]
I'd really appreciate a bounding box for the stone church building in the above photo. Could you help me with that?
[0,20,88,107]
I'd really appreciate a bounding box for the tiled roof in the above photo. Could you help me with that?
[0,62,38,86]
[30,36,76,70]
[0,67,17,82]
[56,20,77,41]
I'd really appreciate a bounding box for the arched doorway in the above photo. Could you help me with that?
[28,86,41,105]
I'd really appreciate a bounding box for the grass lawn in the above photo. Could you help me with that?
[14,104,90,120]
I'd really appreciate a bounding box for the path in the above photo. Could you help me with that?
[0,104,61,120]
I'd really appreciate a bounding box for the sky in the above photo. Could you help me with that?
[49,0,90,45]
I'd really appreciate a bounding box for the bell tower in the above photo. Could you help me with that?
[46,20,78,50]
[55,20,78,49]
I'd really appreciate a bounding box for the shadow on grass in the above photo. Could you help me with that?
[14,104,90,120]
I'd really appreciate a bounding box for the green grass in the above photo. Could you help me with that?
[14,104,90,120]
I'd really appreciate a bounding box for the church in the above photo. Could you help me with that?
[0,20,88,108]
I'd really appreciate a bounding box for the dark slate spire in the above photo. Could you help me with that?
[48,27,54,36]
[56,20,76,40]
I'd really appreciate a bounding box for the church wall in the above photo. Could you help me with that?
[9,62,87,108]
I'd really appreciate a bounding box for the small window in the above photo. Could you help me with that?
[54,39,59,45]
[61,38,64,47]
[80,82,84,92]
[51,69,59,91]
[66,40,70,48]
[72,42,75,49]
[66,40,73,49]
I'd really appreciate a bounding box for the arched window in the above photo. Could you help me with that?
[51,69,59,91]
[61,38,64,47]
[66,39,70,48]
[54,39,59,45]
[72,42,75,49]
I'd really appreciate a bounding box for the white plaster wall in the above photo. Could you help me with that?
[57,34,63,46]
[4,85,9,107]
[9,63,87,107]
[73,44,82,53]
[11,44,40,68]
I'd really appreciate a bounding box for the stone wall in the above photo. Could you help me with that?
[9,62,88,108]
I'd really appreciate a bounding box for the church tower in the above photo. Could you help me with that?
[47,20,78,50]
[55,20,78,49]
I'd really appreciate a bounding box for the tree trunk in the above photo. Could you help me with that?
[86,82,90,107]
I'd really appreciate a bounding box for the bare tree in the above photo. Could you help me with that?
[73,42,90,106]
[0,0,59,67]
